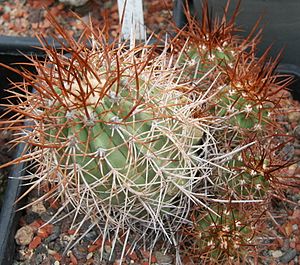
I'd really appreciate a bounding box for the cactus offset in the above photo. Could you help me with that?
[180,203,265,264]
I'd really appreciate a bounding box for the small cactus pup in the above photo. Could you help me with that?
[0,20,221,254]
[180,203,267,264]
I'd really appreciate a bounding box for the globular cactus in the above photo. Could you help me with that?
[1,20,230,253]
[172,0,294,199]
[40,43,206,234]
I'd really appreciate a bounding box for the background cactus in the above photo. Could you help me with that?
[171,1,297,263]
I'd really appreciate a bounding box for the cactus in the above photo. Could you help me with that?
[0,19,237,254]
[180,203,266,264]
[0,2,297,263]
[172,1,296,263]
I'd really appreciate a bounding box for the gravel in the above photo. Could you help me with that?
[279,249,298,263]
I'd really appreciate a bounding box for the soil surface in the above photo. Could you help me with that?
[0,0,173,38]
[0,1,300,265]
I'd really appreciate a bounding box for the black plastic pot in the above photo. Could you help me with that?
[0,35,63,265]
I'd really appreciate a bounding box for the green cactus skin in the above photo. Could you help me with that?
[48,77,202,208]
[220,158,270,200]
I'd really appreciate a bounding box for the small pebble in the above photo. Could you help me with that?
[282,239,290,251]
[85,231,98,241]
[154,251,173,265]
[35,253,45,264]
[271,250,283,258]
[15,226,34,246]
[86,252,93,260]
[15,248,29,262]
[35,244,48,255]
[73,245,88,260]
[31,201,47,214]
[24,212,41,224]
[294,125,300,140]
[28,236,42,249]
[48,241,62,252]
[40,212,53,222]
[281,144,295,161]
[44,226,60,243]
[280,249,297,264]
[59,0,89,7]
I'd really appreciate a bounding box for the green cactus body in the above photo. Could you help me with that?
[223,158,270,199]
[184,206,255,263]
[179,44,272,131]
[179,45,233,80]
[38,54,205,228]
[214,91,271,130]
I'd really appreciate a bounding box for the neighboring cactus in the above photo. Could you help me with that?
[172,0,294,197]
[172,1,296,263]
[180,203,266,264]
